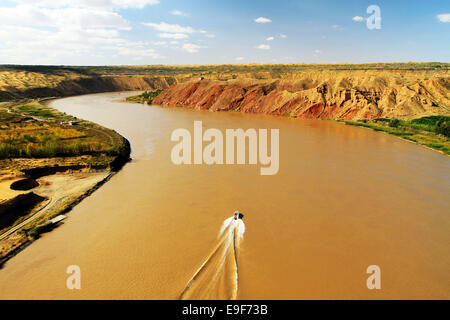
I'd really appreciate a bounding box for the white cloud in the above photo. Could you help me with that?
[182,43,201,53]
[235,57,244,61]
[313,49,322,56]
[0,1,225,64]
[142,22,195,34]
[105,39,164,58]
[254,17,272,24]
[331,24,344,31]
[0,5,131,30]
[437,13,450,23]
[256,44,271,50]
[0,1,164,64]
[158,33,189,39]
[143,21,214,42]
[112,46,162,59]
[280,34,287,38]
[171,10,187,16]
[0,26,164,64]
[352,16,365,22]
[13,0,160,9]
[266,36,274,41]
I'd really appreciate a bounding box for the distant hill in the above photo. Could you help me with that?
[1,63,449,120]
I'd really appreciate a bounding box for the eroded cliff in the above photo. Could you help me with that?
[153,71,450,120]
[0,74,178,101]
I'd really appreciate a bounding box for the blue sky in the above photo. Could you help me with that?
[0,0,448,65]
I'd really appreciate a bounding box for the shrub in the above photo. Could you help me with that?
[389,119,400,128]
[435,121,450,137]
[141,89,163,103]
[29,223,54,239]
[374,118,391,123]
[411,116,450,126]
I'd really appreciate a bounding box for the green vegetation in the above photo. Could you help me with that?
[0,101,129,160]
[409,116,450,136]
[141,89,163,101]
[343,116,450,155]
[436,122,450,137]
[0,99,131,263]
[28,222,54,239]
[372,116,450,137]
[388,119,400,128]
[18,105,55,118]
[126,89,163,104]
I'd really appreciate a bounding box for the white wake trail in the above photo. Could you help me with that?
[180,216,246,300]
[236,219,245,247]
[219,217,234,238]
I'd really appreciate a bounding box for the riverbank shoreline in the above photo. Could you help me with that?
[0,170,114,268]
[127,90,450,157]
[339,119,450,156]
[0,96,132,266]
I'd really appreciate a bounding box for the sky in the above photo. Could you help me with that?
[0,0,448,65]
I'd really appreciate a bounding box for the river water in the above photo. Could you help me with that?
[0,92,449,299]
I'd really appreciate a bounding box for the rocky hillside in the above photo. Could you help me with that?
[153,70,450,120]
[0,74,178,101]
[1,64,449,120]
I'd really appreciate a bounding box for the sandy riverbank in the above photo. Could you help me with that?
[0,96,131,265]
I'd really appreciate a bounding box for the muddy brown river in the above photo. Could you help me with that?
[0,92,449,299]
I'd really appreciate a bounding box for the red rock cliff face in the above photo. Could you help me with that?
[153,75,450,120]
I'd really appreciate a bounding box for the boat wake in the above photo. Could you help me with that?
[180,216,245,300]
